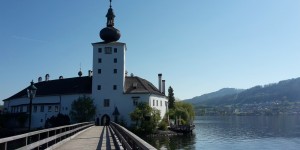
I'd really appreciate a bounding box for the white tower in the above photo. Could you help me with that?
[92,0,126,125]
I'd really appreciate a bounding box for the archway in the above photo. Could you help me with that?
[101,114,110,126]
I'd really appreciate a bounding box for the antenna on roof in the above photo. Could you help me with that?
[78,63,83,77]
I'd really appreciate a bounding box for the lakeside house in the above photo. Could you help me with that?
[2,1,168,130]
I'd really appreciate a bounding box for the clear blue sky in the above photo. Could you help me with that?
[1,0,300,104]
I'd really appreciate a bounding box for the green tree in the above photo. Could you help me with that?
[130,102,161,134]
[168,101,195,125]
[168,86,175,109]
[70,96,96,123]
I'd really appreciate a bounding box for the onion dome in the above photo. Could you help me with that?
[100,0,121,42]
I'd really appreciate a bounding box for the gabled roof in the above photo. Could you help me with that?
[3,76,164,101]
[124,76,164,96]
[4,77,92,101]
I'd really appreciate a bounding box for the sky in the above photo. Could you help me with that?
[1,0,300,105]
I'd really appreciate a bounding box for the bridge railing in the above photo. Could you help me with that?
[110,122,157,150]
[0,122,93,150]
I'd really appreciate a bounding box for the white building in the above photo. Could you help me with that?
[2,1,168,129]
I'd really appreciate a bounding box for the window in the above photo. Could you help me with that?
[48,106,52,112]
[98,58,102,63]
[55,106,59,112]
[33,106,37,112]
[114,69,117,74]
[98,69,101,74]
[41,105,44,112]
[114,48,117,53]
[153,100,155,106]
[113,85,117,90]
[114,58,117,63]
[104,99,110,107]
[98,85,101,90]
[105,47,112,54]
[132,97,139,106]
[20,106,23,112]
[160,101,162,106]
[98,48,102,53]
[156,100,158,106]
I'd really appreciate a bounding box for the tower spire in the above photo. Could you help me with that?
[100,0,121,42]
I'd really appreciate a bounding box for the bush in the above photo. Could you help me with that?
[158,121,168,130]
[45,114,70,128]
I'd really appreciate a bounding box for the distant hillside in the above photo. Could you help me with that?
[184,88,244,104]
[191,77,300,106]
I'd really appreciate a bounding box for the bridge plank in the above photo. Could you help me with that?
[54,126,118,150]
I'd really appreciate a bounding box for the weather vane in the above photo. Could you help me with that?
[110,0,112,8]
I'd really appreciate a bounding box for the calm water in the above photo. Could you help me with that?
[144,115,300,150]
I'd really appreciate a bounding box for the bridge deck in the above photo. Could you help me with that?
[55,126,119,150]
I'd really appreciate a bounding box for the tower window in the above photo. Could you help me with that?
[114,48,117,53]
[98,85,101,90]
[98,48,102,53]
[113,85,117,90]
[98,69,101,74]
[114,69,117,74]
[105,47,112,54]
[98,58,102,63]
[114,58,117,63]
[104,99,110,107]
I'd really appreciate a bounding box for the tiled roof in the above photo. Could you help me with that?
[3,76,164,101]
[124,76,164,95]
[4,77,92,101]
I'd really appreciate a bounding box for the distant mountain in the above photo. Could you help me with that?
[184,88,244,104]
[187,77,300,107]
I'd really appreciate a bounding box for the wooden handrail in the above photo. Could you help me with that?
[0,122,93,150]
[110,122,157,150]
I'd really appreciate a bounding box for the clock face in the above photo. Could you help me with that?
[105,47,112,54]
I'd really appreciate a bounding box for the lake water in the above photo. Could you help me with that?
[144,115,300,150]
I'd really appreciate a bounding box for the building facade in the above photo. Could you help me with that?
[2,1,168,129]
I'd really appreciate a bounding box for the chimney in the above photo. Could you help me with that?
[45,74,50,81]
[59,76,64,79]
[162,80,166,94]
[88,70,93,77]
[158,73,162,93]
[38,77,42,82]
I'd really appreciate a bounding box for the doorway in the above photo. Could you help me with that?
[101,114,110,126]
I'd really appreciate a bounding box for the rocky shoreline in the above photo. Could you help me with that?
[146,130,184,137]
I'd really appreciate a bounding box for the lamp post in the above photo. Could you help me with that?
[27,80,37,132]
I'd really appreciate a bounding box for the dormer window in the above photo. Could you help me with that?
[133,83,138,89]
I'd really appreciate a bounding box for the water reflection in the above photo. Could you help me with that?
[144,134,196,150]
[144,115,300,150]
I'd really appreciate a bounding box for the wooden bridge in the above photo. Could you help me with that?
[0,122,156,150]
